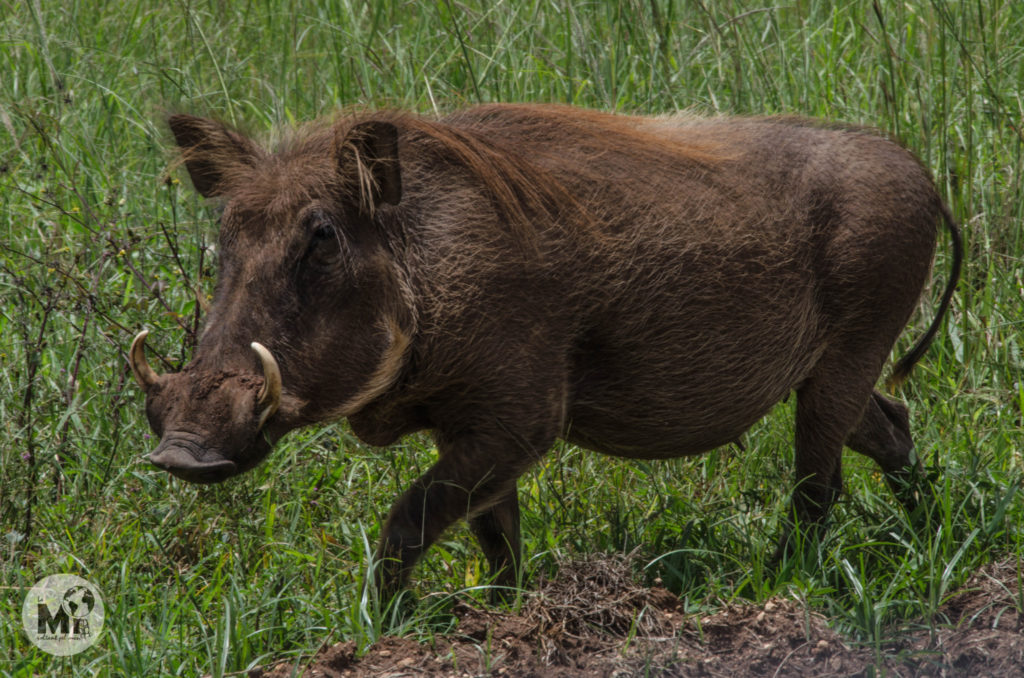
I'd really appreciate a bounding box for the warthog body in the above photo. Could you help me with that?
[132,104,960,596]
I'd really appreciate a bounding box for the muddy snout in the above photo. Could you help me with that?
[130,332,282,483]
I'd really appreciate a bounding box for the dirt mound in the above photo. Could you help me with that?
[909,559,1024,675]
[250,556,1024,677]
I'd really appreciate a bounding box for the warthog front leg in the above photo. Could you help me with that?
[373,433,539,601]
[468,489,521,598]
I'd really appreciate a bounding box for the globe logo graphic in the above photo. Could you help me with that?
[22,574,105,656]
[62,585,95,620]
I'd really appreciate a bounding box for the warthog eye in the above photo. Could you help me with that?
[303,211,345,271]
[305,209,332,240]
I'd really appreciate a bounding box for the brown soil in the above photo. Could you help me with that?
[250,556,1024,677]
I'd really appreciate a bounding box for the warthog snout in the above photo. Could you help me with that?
[130,331,282,482]
[147,431,238,484]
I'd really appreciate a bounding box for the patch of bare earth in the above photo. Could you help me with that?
[250,556,1023,677]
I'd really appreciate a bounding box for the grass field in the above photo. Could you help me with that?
[1,1,1023,675]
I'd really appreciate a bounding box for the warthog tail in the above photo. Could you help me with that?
[887,201,964,389]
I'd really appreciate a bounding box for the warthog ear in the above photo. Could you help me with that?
[338,121,402,210]
[168,114,260,198]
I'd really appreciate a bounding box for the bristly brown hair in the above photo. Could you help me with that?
[322,109,592,249]
[253,105,726,249]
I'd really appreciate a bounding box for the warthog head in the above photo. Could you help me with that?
[131,114,412,483]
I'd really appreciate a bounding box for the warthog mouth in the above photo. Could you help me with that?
[147,433,239,484]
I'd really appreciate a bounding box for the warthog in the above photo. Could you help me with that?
[131,104,961,598]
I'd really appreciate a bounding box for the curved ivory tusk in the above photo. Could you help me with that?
[130,330,160,391]
[251,342,282,429]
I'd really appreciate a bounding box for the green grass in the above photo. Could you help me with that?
[2,0,1023,674]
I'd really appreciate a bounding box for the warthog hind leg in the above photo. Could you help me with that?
[846,390,929,514]
[777,378,930,563]
[775,363,875,561]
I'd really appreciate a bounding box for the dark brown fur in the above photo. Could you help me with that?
[135,104,961,598]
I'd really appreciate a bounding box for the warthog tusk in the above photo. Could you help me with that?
[251,342,281,429]
[130,330,159,391]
